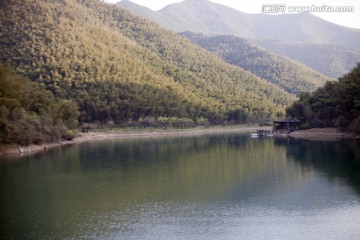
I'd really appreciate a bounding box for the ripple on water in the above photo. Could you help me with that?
[87,201,360,240]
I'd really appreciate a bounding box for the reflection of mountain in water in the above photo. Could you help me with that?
[1,134,314,205]
[2,133,360,238]
[4,133,316,212]
[73,134,315,203]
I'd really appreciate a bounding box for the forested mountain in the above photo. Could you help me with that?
[286,63,360,132]
[117,0,360,49]
[182,32,332,94]
[254,39,360,78]
[0,0,294,129]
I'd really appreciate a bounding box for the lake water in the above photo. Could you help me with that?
[1,132,360,239]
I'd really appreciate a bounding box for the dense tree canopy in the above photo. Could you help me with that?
[0,65,79,144]
[286,63,360,132]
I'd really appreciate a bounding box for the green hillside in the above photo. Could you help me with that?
[286,63,360,132]
[0,0,294,128]
[182,32,332,94]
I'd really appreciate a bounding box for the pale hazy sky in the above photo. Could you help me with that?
[107,0,360,29]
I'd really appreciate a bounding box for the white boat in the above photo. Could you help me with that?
[250,130,272,138]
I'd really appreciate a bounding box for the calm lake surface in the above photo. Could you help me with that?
[1,132,360,239]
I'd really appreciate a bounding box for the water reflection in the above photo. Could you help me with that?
[1,133,360,239]
[275,137,360,194]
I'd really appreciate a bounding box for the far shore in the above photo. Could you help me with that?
[0,125,267,156]
[1,126,358,157]
[288,128,358,140]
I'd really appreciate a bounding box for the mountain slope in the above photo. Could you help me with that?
[182,32,332,94]
[0,0,294,124]
[254,39,360,78]
[117,0,360,49]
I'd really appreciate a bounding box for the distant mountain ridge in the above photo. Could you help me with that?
[117,0,360,49]
[117,0,360,78]
[182,32,332,94]
[253,39,360,78]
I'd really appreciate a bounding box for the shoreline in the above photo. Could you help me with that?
[0,125,265,156]
[289,128,358,140]
[2,126,358,156]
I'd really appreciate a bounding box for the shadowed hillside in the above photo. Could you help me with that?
[286,63,360,132]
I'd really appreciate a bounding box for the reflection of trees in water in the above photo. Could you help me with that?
[275,137,360,194]
[72,133,313,202]
[6,134,355,238]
